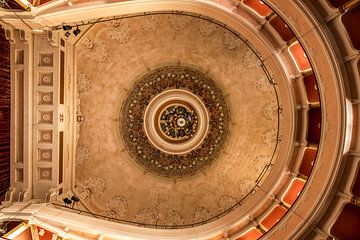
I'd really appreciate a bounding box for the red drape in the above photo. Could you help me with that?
[0,27,10,201]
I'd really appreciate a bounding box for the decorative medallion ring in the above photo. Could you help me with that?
[121,66,230,178]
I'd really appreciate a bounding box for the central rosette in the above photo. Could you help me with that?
[159,104,198,142]
[143,89,209,155]
[121,66,230,178]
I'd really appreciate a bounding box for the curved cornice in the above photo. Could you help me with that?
[263,0,347,239]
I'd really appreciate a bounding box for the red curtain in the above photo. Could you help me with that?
[0,27,10,201]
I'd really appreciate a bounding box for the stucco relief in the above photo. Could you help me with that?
[134,208,158,224]
[166,210,184,225]
[240,49,261,69]
[75,13,280,227]
[89,42,108,62]
[106,195,128,217]
[76,145,90,166]
[256,75,273,93]
[223,31,242,50]
[251,154,271,173]
[140,15,158,33]
[193,207,211,222]
[199,20,218,37]
[108,22,131,44]
[77,72,92,93]
[236,178,256,196]
[262,102,278,121]
[218,195,237,212]
[81,37,108,62]
[82,37,95,49]
[262,129,278,147]
[169,15,190,31]
[106,19,123,28]
[84,176,106,198]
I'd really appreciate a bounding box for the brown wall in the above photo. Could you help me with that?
[0,27,11,201]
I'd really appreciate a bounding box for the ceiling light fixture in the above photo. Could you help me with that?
[71,195,80,202]
[73,26,81,36]
[62,25,72,31]
[63,198,72,206]
[62,25,72,37]
[70,195,80,208]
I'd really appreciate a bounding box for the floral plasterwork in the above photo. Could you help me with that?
[251,154,271,173]
[240,49,261,69]
[166,210,184,225]
[262,102,278,121]
[76,145,90,166]
[193,207,211,223]
[80,36,108,62]
[108,23,131,44]
[134,208,158,224]
[218,195,237,212]
[169,15,190,31]
[77,72,92,93]
[199,20,218,37]
[141,15,158,33]
[255,75,273,93]
[223,31,242,50]
[106,195,128,217]
[87,42,108,62]
[262,128,278,147]
[106,19,122,28]
[84,176,106,198]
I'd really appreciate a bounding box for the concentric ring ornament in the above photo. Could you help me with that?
[144,89,209,155]
[120,66,230,178]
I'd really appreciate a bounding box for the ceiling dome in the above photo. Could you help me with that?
[75,13,280,227]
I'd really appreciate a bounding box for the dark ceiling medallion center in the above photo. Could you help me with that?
[159,103,198,142]
[120,66,230,178]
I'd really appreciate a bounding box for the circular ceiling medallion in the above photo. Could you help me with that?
[121,66,230,178]
[144,89,209,155]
